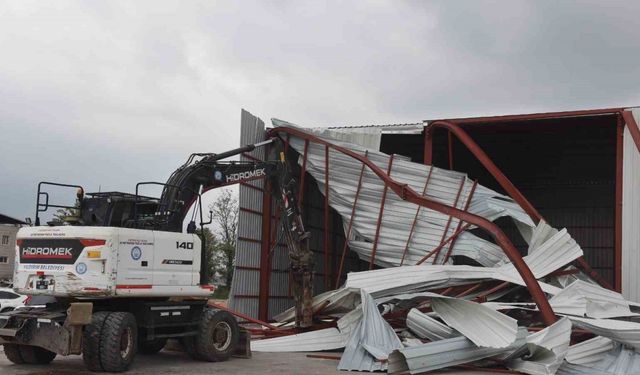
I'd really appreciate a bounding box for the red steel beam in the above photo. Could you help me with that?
[473,281,511,303]
[455,282,484,298]
[336,152,368,288]
[443,180,478,264]
[432,178,466,264]
[268,126,557,326]
[432,107,625,125]
[425,120,612,290]
[622,110,640,154]
[400,166,434,265]
[615,115,624,292]
[416,223,471,265]
[370,154,395,269]
[208,301,279,330]
[425,121,543,221]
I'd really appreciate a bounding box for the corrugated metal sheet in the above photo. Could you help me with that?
[431,296,518,348]
[549,280,635,318]
[387,327,528,374]
[508,317,571,375]
[337,290,403,372]
[569,316,640,350]
[622,109,640,302]
[558,343,640,375]
[565,336,614,365]
[273,119,535,268]
[406,308,459,341]
[312,127,382,150]
[496,227,583,281]
[228,109,268,317]
[251,327,348,352]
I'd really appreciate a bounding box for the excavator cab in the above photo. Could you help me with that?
[34,183,159,228]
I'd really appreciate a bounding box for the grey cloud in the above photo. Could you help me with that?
[1,0,639,220]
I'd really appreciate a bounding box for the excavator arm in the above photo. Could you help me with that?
[158,138,314,327]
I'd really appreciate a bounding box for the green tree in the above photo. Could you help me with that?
[52,204,80,225]
[209,189,238,297]
[196,227,219,283]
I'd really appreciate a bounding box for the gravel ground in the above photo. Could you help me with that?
[0,346,343,375]
[0,345,486,374]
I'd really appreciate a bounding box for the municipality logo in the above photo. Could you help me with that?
[131,246,142,260]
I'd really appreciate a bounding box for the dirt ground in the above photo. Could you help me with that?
[0,345,485,374]
[0,347,343,375]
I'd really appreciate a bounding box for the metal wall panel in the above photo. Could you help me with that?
[228,109,266,316]
[622,109,640,302]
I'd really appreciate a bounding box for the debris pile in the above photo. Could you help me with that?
[247,122,640,374]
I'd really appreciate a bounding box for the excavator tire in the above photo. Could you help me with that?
[193,308,239,362]
[83,311,110,372]
[98,312,137,372]
[3,344,25,364]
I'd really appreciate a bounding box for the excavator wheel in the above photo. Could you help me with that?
[83,311,137,372]
[191,308,240,362]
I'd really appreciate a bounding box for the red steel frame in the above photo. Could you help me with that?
[431,178,466,264]
[400,166,434,265]
[251,107,640,322]
[267,126,558,326]
[424,119,614,290]
[424,109,640,292]
[370,154,395,269]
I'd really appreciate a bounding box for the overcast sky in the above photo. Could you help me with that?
[1,0,640,221]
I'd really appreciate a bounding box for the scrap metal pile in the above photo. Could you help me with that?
[248,120,640,374]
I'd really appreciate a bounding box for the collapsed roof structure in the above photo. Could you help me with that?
[228,108,640,374]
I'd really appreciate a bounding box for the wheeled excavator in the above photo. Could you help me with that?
[0,138,313,372]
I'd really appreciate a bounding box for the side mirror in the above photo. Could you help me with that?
[201,211,213,226]
[186,221,197,234]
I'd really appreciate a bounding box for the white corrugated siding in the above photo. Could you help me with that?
[228,109,270,317]
[622,109,640,302]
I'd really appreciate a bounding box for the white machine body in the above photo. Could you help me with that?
[13,226,213,298]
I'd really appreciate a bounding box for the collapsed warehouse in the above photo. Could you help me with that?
[227,108,640,374]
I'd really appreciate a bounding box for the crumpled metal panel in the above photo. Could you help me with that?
[431,297,518,349]
[406,308,460,341]
[337,290,403,372]
[387,327,528,374]
[274,262,565,322]
[497,227,583,280]
[273,119,535,268]
[558,343,640,375]
[549,280,636,319]
[251,327,348,352]
[508,317,572,375]
[569,316,640,350]
[565,336,614,366]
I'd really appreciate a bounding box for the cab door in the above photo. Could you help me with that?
[115,228,155,288]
